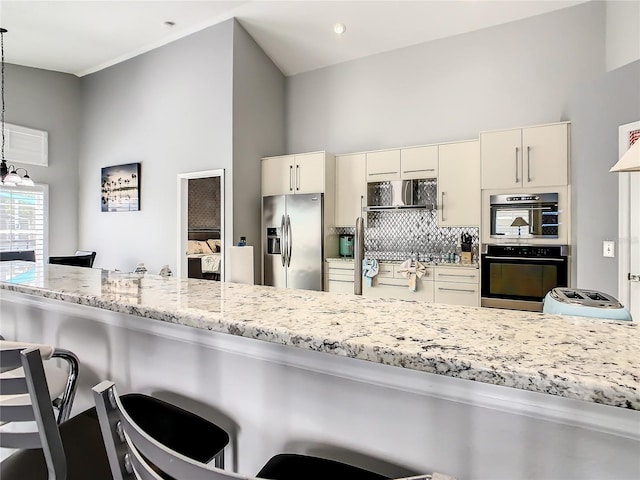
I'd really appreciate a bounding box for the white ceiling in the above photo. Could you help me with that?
[0,0,587,77]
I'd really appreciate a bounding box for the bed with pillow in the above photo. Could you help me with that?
[187,229,221,280]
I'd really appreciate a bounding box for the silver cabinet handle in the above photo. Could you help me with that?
[438,287,476,293]
[296,164,300,191]
[515,147,519,183]
[280,215,287,267]
[360,195,364,215]
[441,192,446,222]
[403,168,435,173]
[369,171,397,176]
[289,165,293,191]
[526,146,531,183]
[286,215,292,267]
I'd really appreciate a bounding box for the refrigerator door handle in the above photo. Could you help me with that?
[286,214,292,267]
[280,214,287,267]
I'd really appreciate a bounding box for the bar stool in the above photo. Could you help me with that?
[0,339,79,424]
[0,346,112,480]
[93,380,456,480]
[1,348,230,480]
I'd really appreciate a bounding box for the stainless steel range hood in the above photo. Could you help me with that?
[365,180,433,211]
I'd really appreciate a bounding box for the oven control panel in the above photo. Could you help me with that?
[483,244,568,259]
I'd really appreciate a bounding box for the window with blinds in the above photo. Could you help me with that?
[0,185,47,263]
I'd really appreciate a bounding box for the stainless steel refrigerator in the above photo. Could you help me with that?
[263,193,323,291]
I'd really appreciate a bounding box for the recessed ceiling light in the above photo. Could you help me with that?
[334,23,346,35]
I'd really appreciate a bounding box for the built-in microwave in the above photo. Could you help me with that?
[489,193,559,239]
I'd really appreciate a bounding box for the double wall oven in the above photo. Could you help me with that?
[481,244,569,311]
[482,191,568,311]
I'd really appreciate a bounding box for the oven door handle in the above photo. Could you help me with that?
[483,256,565,262]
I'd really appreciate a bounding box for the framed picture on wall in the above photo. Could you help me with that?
[101,162,141,212]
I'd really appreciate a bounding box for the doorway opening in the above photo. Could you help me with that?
[177,169,225,281]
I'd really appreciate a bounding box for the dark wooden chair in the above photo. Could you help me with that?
[0,250,36,262]
[48,252,96,268]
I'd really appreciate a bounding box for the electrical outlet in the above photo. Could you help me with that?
[603,240,615,258]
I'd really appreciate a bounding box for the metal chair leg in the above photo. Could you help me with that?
[51,348,79,423]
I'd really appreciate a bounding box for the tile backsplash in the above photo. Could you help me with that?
[364,209,479,262]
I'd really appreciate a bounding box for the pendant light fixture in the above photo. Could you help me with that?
[0,27,34,186]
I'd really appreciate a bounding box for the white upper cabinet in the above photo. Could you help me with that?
[521,124,569,188]
[438,140,480,227]
[262,154,295,196]
[366,150,400,182]
[262,152,326,196]
[480,122,569,190]
[335,153,366,227]
[400,145,438,180]
[366,146,438,182]
[294,152,325,194]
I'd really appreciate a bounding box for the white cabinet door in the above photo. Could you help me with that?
[335,154,366,227]
[327,280,355,294]
[364,278,434,302]
[295,152,325,194]
[481,123,569,190]
[438,141,480,227]
[480,128,522,190]
[434,267,479,306]
[434,282,479,306]
[400,145,438,180]
[522,123,568,188]
[262,155,294,196]
[434,267,479,284]
[326,261,355,294]
[366,150,400,182]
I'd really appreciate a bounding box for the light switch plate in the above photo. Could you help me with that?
[603,240,615,258]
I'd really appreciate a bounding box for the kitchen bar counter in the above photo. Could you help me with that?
[1,262,637,410]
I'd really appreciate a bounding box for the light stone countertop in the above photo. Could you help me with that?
[1,262,638,410]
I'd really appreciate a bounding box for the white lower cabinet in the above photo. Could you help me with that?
[434,266,480,307]
[361,263,479,306]
[363,263,434,302]
[325,261,355,294]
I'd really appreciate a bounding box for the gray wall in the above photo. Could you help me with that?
[232,20,286,283]
[79,21,235,272]
[286,1,605,155]
[567,59,640,293]
[4,64,81,258]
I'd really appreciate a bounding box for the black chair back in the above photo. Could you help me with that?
[49,254,95,268]
[0,250,36,262]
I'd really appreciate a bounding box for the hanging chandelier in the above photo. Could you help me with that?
[0,27,34,187]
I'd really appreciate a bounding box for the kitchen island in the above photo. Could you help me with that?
[1,262,639,479]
